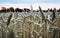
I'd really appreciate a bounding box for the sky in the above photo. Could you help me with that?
[0,0,60,10]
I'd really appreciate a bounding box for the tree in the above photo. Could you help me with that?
[24,8,30,12]
[15,8,24,12]
[1,7,7,12]
[9,7,14,12]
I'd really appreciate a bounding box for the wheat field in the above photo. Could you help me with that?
[0,12,60,38]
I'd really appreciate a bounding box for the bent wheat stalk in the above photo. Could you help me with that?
[6,13,15,38]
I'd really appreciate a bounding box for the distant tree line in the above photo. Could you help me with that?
[0,7,31,13]
[0,7,60,13]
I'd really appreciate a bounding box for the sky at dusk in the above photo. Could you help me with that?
[0,0,60,10]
